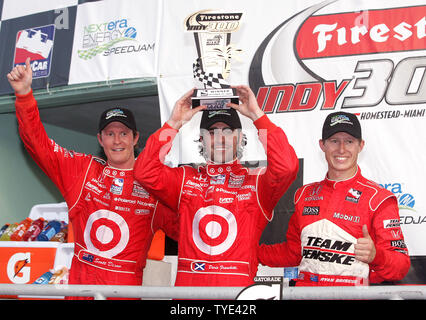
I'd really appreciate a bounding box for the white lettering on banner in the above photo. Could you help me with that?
[7,253,31,284]
[258,56,426,113]
[314,17,426,53]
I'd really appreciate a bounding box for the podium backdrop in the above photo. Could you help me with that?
[0,0,425,283]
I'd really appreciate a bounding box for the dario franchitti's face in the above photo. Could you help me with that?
[201,122,241,164]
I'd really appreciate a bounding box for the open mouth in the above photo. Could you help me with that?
[334,156,349,163]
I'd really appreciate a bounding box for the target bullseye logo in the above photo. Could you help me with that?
[192,205,237,255]
[84,210,129,257]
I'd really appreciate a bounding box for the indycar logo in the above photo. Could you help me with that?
[14,24,55,79]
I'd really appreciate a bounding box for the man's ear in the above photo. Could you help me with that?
[97,132,103,147]
[319,139,325,152]
[133,131,140,146]
[359,139,365,152]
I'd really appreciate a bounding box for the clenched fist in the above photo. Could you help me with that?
[7,57,32,95]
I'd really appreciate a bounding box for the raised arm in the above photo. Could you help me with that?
[229,85,299,218]
[134,89,206,210]
[7,57,91,198]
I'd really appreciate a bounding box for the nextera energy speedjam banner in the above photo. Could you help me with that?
[156,0,426,263]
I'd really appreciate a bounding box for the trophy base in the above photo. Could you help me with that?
[191,88,239,110]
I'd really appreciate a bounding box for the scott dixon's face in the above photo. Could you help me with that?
[97,122,139,169]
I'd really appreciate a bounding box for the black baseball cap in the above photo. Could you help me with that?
[322,111,362,140]
[200,109,242,130]
[98,107,137,132]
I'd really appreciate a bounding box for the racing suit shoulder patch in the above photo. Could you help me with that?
[93,156,107,165]
[356,179,396,211]
[295,182,323,204]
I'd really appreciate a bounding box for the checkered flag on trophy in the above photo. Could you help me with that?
[193,57,230,89]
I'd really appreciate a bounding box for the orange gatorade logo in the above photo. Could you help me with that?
[6,252,31,284]
[0,247,57,284]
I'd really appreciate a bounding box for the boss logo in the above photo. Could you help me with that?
[302,206,320,216]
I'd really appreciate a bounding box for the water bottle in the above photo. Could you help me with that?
[0,223,18,241]
[0,224,10,238]
[284,267,299,280]
[22,218,46,241]
[10,217,33,241]
[50,223,68,243]
[37,220,62,241]
[33,271,53,284]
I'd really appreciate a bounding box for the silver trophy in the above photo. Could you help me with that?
[184,10,243,110]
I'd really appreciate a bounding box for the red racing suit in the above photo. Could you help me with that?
[258,168,410,286]
[15,91,178,293]
[134,115,299,287]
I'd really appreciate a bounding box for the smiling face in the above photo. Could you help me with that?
[201,122,241,164]
[97,121,139,169]
[319,131,365,181]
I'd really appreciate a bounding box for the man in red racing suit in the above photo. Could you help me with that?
[258,112,410,286]
[8,59,178,297]
[134,85,299,287]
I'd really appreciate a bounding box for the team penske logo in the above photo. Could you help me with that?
[303,236,355,265]
[299,219,369,279]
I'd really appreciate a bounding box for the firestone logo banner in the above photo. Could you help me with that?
[156,0,426,259]
[249,1,426,118]
[297,6,426,59]
[245,0,426,257]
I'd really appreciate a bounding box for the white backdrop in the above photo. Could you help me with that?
[155,0,426,256]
